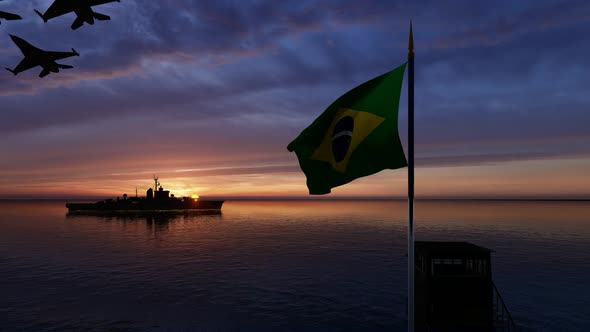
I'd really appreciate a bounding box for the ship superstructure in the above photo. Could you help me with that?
[66,176,223,212]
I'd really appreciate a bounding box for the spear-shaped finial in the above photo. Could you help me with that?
[408,20,414,59]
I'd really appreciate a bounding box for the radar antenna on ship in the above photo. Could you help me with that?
[153,175,160,191]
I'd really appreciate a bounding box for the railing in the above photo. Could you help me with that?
[492,281,518,331]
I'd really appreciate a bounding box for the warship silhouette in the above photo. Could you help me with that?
[66,177,223,212]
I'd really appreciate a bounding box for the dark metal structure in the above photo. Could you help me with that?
[415,241,517,332]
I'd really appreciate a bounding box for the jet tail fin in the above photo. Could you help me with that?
[93,12,111,21]
[34,9,47,22]
[5,67,16,76]
[39,68,50,78]
[72,48,79,56]
[71,16,84,30]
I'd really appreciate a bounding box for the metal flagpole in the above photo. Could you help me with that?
[407,21,415,332]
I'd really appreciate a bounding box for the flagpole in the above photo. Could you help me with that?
[407,21,415,332]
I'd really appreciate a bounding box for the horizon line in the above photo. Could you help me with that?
[1,196,589,202]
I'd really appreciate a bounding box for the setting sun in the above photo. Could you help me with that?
[191,194,199,199]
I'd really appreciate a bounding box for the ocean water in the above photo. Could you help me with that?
[0,200,589,331]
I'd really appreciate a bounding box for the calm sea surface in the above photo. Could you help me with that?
[0,200,589,331]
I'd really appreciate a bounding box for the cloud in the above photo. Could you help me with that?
[0,0,589,197]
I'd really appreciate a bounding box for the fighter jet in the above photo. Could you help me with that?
[0,11,22,24]
[0,0,22,24]
[5,35,80,78]
[35,0,120,30]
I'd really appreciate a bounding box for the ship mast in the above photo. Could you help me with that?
[154,175,160,191]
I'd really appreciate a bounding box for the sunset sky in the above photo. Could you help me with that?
[0,0,589,199]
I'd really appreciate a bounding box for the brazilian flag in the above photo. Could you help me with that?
[287,63,408,194]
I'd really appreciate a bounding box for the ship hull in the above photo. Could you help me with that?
[66,200,224,212]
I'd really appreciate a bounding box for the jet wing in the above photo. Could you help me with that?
[42,0,75,20]
[0,11,22,20]
[89,0,120,6]
[9,35,39,56]
[12,57,38,75]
